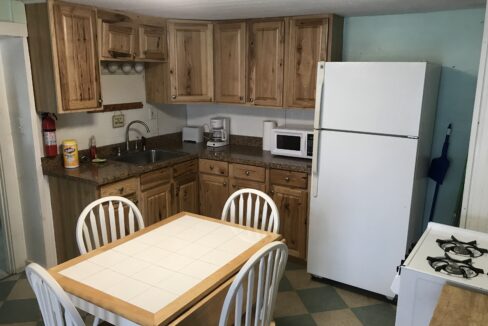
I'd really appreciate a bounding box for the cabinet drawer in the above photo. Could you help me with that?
[230,163,265,182]
[140,168,171,191]
[270,169,308,189]
[101,178,138,197]
[173,159,198,178]
[199,159,228,176]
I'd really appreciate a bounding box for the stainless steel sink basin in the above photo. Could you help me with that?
[113,149,187,165]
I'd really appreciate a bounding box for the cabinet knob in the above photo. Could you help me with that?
[245,171,250,176]
[223,182,227,187]
[249,98,254,103]
[285,177,290,182]
[239,96,244,101]
[171,95,177,100]
[270,190,275,194]
[209,165,214,170]
[133,199,138,205]
[98,98,103,104]
[118,187,124,194]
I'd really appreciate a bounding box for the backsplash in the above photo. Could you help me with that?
[186,104,314,138]
[55,74,186,150]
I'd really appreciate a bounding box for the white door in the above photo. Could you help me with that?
[319,62,427,137]
[308,130,418,296]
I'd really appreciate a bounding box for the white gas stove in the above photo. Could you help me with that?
[394,222,488,326]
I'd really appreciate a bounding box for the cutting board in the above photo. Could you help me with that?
[430,284,488,326]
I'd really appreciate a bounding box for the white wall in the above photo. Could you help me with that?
[186,104,314,137]
[55,72,186,150]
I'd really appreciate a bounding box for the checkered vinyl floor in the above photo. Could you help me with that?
[0,260,396,325]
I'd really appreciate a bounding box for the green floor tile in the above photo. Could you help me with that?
[279,275,293,292]
[275,314,317,326]
[352,303,396,326]
[298,286,347,313]
[285,260,306,271]
[0,299,41,323]
[0,281,15,301]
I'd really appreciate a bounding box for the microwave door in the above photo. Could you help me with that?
[275,132,305,157]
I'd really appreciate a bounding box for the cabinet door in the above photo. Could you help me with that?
[168,20,213,102]
[100,22,137,60]
[200,174,229,219]
[141,183,172,226]
[248,20,284,107]
[271,185,308,259]
[139,25,167,61]
[53,3,101,111]
[175,175,199,214]
[214,22,246,103]
[285,16,329,108]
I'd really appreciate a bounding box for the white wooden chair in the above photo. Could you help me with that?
[221,189,280,233]
[76,196,144,254]
[219,241,288,326]
[26,263,85,326]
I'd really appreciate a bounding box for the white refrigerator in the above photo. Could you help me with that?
[307,62,441,297]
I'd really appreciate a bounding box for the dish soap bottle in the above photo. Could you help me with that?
[89,135,97,160]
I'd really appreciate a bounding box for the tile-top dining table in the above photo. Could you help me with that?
[49,212,281,326]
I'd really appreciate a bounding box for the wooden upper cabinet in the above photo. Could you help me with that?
[167,20,214,102]
[53,2,101,111]
[100,21,137,60]
[139,25,167,61]
[214,22,246,104]
[284,16,329,108]
[247,20,285,107]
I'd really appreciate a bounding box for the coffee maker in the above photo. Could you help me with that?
[207,117,230,147]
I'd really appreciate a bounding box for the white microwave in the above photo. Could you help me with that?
[270,126,314,159]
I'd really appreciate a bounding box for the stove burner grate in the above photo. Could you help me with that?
[427,253,484,279]
[436,235,488,258]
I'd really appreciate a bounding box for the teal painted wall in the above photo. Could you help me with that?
[343,8,485,227]
[0,0,25,23]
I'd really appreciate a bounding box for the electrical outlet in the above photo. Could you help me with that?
[112,114,125,128]
[150,108,157,120]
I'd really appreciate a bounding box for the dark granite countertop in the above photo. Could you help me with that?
[42,134,311,186]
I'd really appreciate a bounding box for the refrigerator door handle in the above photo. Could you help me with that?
[314,62,326,130]
[312,129,320,197]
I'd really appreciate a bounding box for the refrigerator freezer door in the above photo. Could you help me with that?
[320,62,427,137]
[307,130,418,297]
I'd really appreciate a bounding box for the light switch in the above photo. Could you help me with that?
[113,114,125,128]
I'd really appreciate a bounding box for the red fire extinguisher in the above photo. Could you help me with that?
[42,113,57,157]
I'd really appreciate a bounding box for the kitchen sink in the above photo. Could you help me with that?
[113,149,187,165]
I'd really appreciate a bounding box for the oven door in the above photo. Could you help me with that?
[271,131,306,158]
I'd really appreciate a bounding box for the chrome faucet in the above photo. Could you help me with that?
[125,120,150,151]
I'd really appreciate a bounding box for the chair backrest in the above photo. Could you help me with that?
[221,189,280,233]
[26,263,84,326]
[76,196,144,254]
[219,241,288,326]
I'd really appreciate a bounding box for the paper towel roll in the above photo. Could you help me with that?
[263,120,277,151]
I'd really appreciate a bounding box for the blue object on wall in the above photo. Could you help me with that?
[342,8,485,229]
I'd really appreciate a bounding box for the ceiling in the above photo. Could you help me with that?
[62,0,485,19]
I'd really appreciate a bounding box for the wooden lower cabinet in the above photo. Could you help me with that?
[140,183,173,226]
[174,174,199,214]
[200,174,229,218]
[271,184,308,259]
